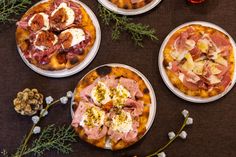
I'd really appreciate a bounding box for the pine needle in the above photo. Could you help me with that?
[0,0,31,23]
[98,4,158,47]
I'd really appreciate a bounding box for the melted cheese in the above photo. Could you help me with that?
[112,84,131,108]
[209,62,222,75]
[171,50,188,61]
[80,107,105,127]
[51,2,75,28]
[215,55,228,67]
[179,73,185,82]
[28,13,50,31]
[91,82,111,105]
[61,28,85,48]
[207,75,221,85]
[193,61,205,75]
[112,110,133,133]
[33,31,58,51]
[185,39,196,51]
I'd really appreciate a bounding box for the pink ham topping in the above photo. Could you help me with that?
[72,75,146,142]
[119,77,143,98]
[107,111,139,143]
[167,26,232,91]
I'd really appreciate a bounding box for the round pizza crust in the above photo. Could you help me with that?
[16,0,101,78]
[159,21,236,103]
[71,63,156,150]
[98,0,162,16]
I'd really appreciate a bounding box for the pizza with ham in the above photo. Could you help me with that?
[16,0,96,70]
[71,65,151,150]
[163,24,235,98]
[109,0,153,9]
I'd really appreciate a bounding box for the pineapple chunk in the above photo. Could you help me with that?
[182,53,194,71]
[197,39,209,53]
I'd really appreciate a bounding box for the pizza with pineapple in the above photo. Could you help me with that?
[163,24,235,98]
[16,0,96,70]
[109,0,153,9]
[71,65,151,150]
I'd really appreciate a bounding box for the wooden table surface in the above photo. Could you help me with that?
[0,0,236,156]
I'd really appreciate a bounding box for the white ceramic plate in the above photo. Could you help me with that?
[159,21,236,103]
[71,63,157,149]
[98,0,162,16]
[17,0,101,78]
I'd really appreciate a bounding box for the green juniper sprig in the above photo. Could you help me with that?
[0,0,31,23]
[98,4,158,47]
[22,125,76,157]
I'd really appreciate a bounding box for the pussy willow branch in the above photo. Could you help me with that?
[16,99,60,157]
[146,113,189,157]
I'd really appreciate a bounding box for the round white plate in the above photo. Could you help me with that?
[98,0,162,16]
[71,63,157,149]
[159,21,236,103]
[17,0,101,78]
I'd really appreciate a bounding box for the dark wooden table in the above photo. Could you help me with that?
[1,0,236,156]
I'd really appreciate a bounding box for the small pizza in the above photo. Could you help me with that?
[163,24,235,98]
[109,0,153,9]
[71,65,151,150]
[16,0,96,70]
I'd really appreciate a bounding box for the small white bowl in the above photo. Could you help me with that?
[17,0,101,78]
[158,21,236,103]
[71,63,157,149]
[98,0,162,16]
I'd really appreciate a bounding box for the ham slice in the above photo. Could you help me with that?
[124,99,144,117]
[107,114,139,143]
[190,47,202,60]
[174,27,195,52]
[79,79,99,102]
[16,21,28,29]
[210,32,230,48]
[119,77,143,98]
[216,64,229,80]
[71,101,94,128]
[84,125,107,140]
[182,77,199,90]
[217,72,231,89]
[101,75,118,89]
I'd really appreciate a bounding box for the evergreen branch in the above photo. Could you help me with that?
[0,0,31,23]
[23,125,76,156]
[98,4,158,47]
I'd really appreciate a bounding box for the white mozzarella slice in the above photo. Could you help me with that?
[91,81,111,105]
[28,13,50,31]
[60,28,85,48]
[51,2,75,28]
[112,84,131,107]
[112,110,133,133]
[80,107,105,127]
[33,32,58,51]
